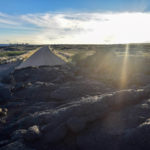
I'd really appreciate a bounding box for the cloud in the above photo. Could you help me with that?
[0,12,150,44]
[0,12,21,25]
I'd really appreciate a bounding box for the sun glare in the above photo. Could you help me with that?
[1,12,150,44]
[120,44,129,88]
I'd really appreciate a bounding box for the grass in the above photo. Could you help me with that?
[0,46,41,64]
[58,47,150,88]
[0,51,26,57]
[52,46,95,63]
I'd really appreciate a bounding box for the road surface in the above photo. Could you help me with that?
[17,46,65,69]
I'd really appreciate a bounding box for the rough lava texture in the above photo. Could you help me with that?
[1,65,150,150]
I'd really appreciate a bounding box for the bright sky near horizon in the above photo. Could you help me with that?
[0,0,150,44]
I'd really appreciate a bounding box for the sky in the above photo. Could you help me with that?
[0,0,150,44]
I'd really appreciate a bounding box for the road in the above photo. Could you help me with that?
[0,46,65,81]
[16,46,65,69]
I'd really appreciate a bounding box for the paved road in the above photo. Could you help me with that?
[17,46,65,69]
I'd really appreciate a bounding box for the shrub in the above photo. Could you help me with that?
[0,51,25,57]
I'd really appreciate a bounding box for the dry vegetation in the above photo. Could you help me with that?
[52,44,150,88]
[0,45,41,64]
[1,43,150,88]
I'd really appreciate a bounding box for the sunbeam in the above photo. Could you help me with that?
[120,44,130,88]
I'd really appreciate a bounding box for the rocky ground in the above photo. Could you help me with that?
[1,64,150,150]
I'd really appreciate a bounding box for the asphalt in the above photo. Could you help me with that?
[17,46,65,69]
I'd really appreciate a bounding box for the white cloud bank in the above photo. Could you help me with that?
[0,12,150,44]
